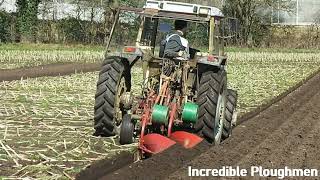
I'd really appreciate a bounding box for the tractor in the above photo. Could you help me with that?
[93,0,238,157]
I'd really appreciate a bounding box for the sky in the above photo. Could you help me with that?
[274,0,320,25]
[0,0,16,12]
[0,0,104,21]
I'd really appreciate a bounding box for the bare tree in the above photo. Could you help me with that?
[224,0,293,46]
[0,0,4,6]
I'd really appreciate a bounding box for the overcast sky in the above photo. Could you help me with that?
[0,0,16,12]
[0,0,104,21]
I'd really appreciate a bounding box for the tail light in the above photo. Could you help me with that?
[207,55,218,62]
[124,47,137,53]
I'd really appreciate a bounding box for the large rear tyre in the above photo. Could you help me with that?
[222,89,238,140]
[195,69,227,144]
[93,57,131,137]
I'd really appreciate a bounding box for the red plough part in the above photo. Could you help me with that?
[138,76,203,157]
[141,134,176,154]
[170,131,203,149]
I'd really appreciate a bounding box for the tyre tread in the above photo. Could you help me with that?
[93,57,124,137]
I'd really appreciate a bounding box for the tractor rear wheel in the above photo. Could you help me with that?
[222,89,238,140]
[93,56,131,137]
[195,69,227,144]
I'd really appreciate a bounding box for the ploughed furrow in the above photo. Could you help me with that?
[236,91,320,169]
[168,72,320,179]
[98,143,210,180]
[262,120,320,169]
[283,121,320,168]
[75,151,135,180]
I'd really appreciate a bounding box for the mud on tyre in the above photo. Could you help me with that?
[195,69,227,144]
[93,56,131,137]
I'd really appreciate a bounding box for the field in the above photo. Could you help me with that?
[1,45,320,179]
[1,43,320,69]
[0,50,103,69]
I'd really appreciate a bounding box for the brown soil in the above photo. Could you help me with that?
[100,143,211,180]
[0,63,100,81]
[75,151,135,180]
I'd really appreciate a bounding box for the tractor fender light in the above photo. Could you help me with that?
[207,55,218,62]
[124,47,137,53]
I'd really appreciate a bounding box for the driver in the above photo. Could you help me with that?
[161,20,190,60]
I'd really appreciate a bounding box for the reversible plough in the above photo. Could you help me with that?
[136,60,203,156]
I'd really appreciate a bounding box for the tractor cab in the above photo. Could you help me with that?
[106,0,234,67]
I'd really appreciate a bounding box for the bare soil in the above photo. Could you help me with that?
[75,151,135,180]
[0,63,100,81]
[77,70,320,180]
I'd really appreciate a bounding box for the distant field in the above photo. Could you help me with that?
[226,46,320,53]
[0,50,104,69]
[227,52,320,113]
[1,43,320,69]
[1,43,320,53]
[0,43,104,51]
[0,44,104,69]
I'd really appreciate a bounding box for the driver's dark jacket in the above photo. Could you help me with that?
[159,31,189,59]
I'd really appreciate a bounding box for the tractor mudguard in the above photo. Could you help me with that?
[197,55,227,67]
[110,46,143,66]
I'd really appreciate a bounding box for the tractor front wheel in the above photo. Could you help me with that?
[120,114,134,145]
[195,69,227,144]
